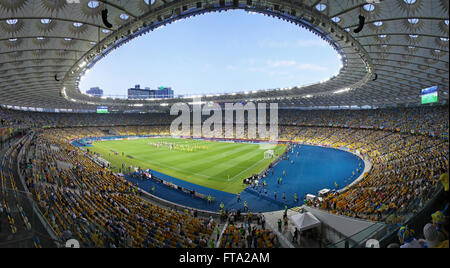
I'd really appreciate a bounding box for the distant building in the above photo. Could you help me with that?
[128,85,154,99]
[127,85,174,99]
[155,87,174,99]
[86,87,103,97]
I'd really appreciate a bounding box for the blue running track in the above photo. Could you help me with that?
[125,144,364,213]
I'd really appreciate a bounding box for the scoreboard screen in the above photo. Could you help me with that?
[421,86,438,104]
[96,106,109,114]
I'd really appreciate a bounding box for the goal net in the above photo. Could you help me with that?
[264,150,274,159]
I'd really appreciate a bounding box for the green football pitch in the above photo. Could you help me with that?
[88,137,287,194]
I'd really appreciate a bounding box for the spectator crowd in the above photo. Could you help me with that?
[0,105,448,248]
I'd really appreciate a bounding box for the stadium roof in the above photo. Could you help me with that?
[0,0,448,112]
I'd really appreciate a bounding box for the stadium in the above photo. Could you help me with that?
[0,0,448,251]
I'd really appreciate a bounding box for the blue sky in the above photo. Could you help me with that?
[80,10,342,97]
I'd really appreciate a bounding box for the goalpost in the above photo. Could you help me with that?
[264,150,274,159]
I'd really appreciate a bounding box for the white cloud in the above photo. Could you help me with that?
[259,39,328,48]
[259,40,289,48]
[267,70,290,77]
[268,60,297,68]
[247,66,266,72]
[247,60,328,74]
[295,39,328,48]
[295,63,328,71]
[241,58,256,65]
[268,60,328,71]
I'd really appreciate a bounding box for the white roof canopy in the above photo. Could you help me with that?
[289,212,321,232]
[0,0,448,111]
